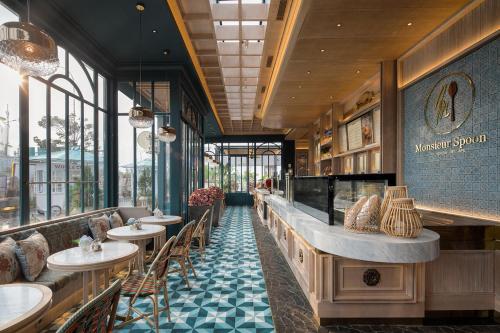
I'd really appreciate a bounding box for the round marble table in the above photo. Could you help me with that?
[0,284,52,333]
[47,242,138,304]
[107,224,165,275]
[139,215,182,245]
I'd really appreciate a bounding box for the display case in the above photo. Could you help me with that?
[293,173,396,225]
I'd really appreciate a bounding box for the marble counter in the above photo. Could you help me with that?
[267,195,439,264]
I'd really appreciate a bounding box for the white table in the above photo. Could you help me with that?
[139,215,182,245]
[107,224,165,275]
[47,242,138,304]
[0,284,52,333]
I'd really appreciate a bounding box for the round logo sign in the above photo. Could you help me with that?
[424,72,475,135]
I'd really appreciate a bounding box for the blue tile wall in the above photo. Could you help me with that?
[403,37,499,218]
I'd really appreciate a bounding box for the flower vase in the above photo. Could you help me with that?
[188,205,214,244]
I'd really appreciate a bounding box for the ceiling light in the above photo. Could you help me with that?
[129,2,153,128]
[152,29,158,33]
[298,85,302,88]
[0,0,59,76]
[356,69,361,74]
[407,22,413,26]
[163,49,170,55]
[320,49,325,53]
[290,96,295,99]
[158,125,176,142]
[306,70,311,75]
[336,23,342,27]
[329,95,333,100]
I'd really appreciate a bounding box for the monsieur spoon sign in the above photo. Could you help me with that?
[415,134,487,153]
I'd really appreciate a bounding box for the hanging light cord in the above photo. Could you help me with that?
[138,8,143,106]
[27,0,30,22]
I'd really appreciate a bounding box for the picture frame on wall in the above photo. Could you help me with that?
[346,118,363,150]
[361,113,373,146]
[339,125,348,153]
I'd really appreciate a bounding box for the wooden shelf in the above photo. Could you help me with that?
[333,143,380,158]
[339,98,380,126]
[321,157,332,161]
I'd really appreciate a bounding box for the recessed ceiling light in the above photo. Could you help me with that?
[407,22,413,26]
[306,70,311,75]
[163,49,170,55]
[336,23,342,27]
[290,96,295,99]
[152,29,158,33]
[356,69,361,74]
[298,85,302,88]
[320,49,325,53]
[329,95,333,100]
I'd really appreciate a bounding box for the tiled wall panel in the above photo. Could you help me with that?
[403,37,499,218]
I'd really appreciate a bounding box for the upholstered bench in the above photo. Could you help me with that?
[0,206,152,331]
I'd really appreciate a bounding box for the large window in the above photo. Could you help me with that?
[0,2,109,229]
[117,81,170,211]
[28,47,108,223]
[204,141,281,194]
[0,4,20,230]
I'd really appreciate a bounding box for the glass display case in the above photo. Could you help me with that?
[293,173,396,225]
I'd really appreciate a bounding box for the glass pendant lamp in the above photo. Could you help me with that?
[158,114,176,142]
[129,2,153,128]
[0,0,59,76]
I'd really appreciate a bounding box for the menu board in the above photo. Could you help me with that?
[346,118,363,150]
[338,125,348,152]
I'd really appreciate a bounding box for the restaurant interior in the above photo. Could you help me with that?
[0,0,498,332]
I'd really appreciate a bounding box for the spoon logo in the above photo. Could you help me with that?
[424,72,475,135]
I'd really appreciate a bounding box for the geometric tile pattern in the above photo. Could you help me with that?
[403,36,500,218]
[115,206,275,332]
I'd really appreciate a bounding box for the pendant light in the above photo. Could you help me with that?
[158,114,176,142]
[129,2,153,128]
[0,0,59,76]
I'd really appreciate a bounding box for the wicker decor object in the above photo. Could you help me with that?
[344,196,367,232]
[380,198,423,238]
[353,195,381,233]
[380,186,408,218]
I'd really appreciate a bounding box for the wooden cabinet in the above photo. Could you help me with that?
[290,230,315,293]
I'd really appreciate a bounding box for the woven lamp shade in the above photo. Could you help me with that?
[380,198,423,238]
[380,186,408,218]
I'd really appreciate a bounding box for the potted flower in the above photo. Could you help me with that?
[207,186,224,227]
[188,188,215,244]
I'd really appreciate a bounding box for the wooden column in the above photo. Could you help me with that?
[380,60,398,174]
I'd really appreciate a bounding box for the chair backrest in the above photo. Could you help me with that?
[174,220,196,249]
[56,280,121,333]
[194,209,210,237]
[150,235,176,279]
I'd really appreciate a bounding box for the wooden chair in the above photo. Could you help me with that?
[56,280,121,333]
[115,236,176,333]
[168,220,197,288]
[192,209,210,261]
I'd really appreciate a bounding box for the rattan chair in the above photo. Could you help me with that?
[168,220,197,288]
[192,208,210,261]
[56,280,121,333]
[115,236,176,332]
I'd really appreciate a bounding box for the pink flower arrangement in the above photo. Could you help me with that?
[188,188,214,207]
[207,186,225,200]
[264,178,272,189]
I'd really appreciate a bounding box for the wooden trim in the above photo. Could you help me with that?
[260,0,311,126]
[165,0,224,134]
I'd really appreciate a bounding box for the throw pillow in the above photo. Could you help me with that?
[109,212,124,229]
[0,237,20,284]
[15,232,50,282]
[88,214,110,241]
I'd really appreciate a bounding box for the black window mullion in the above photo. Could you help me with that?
[80,101,84,213]
[132,82,137,207]
[151,81,155,210]
[64,94,70,216]
[46,86,52,220]
[93,70,98,209]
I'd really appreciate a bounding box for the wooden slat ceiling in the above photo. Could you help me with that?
[261,0,471,129]
[176,0,287,135]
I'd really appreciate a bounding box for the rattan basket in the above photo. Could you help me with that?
[380,186,408,219]
[380,198,423,238]
[344,195,381,234]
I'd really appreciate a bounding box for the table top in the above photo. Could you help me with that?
[107,224,166,241]
[47,242,138,272]
[0,284,53,333]
[139,215,182,225]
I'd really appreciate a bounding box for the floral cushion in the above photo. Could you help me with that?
[88,214,110,241]
[0,237,20,284]
[15,232,50,282]
[109,212,123,229]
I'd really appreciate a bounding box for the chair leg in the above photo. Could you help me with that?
[187,255,197,278]
[179,259,190,288]
[163,282,171,322]
[153,293,159,333]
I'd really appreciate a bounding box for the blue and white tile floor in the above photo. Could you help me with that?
[115,206,275,332]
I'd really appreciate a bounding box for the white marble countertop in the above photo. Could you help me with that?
[267,195,440,264]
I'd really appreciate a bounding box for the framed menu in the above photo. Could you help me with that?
[346,118,363,150]
[338,125,347,152]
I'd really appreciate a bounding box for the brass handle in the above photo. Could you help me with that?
[363,269,381,286]
[298,249,303,263]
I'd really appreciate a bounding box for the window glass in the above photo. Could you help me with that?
[118,115,134,207]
